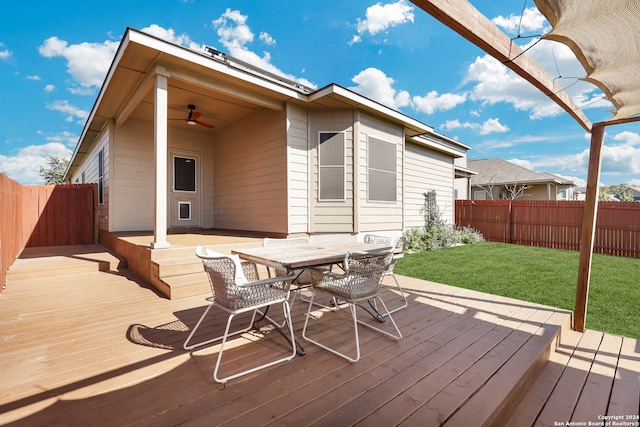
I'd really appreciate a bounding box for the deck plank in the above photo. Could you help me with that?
[534,329,604,426]
[607,337,640,417]
[0,243,636,426]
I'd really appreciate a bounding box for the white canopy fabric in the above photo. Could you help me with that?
[535,0,640,122]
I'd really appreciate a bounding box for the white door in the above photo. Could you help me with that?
[169,152,201,228]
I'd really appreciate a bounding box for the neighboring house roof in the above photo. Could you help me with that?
[614,186,640,201]
[468,158,575,186]
[67,27,468,179]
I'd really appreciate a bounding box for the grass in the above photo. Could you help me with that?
[395,241,640,339]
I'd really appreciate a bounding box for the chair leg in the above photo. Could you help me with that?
[377,273,408,315]
[357,296,402,341]
[302,293,361,362]
[214,301,296,384]
[183,303,257,350]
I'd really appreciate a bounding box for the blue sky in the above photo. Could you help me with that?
[1,0,639,186]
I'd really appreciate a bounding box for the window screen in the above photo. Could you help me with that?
[319,132,345,200]
[174,157,196,192]
[367,137,397,202]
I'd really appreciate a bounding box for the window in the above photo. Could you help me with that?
[98,149,104,205]
[174,156,196,192]
[367,137,397,202]
[473,190,486,200]
[318,132,345,201]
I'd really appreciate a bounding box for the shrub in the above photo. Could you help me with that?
[403,191,484,252]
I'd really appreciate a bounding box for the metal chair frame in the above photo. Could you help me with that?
[184,247,296,384]
[363,234,408,314]
[302,250,402,362]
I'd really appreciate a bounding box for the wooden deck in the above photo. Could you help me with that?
[1,245,638,426]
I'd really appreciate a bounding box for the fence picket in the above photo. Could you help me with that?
[456,200,640,259]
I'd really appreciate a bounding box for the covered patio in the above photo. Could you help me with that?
[1,243,637,426]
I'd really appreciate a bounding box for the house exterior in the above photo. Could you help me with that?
[468,158,576,201]
[65,28,470,248]
[614,186,640,201]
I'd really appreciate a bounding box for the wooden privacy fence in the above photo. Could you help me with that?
[0,174,97,292]
[455,200,640,258]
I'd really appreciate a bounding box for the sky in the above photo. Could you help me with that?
[1,0,639,187]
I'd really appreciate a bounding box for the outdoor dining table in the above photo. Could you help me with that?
[231,241,392,273]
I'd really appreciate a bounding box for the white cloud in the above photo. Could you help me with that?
[0,142,72,185]
[440,117,509,135]
[141,24,202,50]
[27,75,41,81]
[350,0,414,45]
[348,67,411,110]
[509,130,640,186]
[413,91,467,114]
[466,54,563,119]
[463,23,607,121]
[492,7,548,34]
[0,42,10,60]
[259,32,276,46]
[44,84,55,92]
[39,36,119,90]
[47,100,89,122]
[212,8,316,88]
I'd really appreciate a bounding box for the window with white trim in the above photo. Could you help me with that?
[367,136,397,202]
[318,132,345,201]
[98,149,104,205]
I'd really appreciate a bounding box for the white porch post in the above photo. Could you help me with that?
[151,70,171,249]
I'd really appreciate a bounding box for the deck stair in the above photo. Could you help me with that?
[149,242,264,299]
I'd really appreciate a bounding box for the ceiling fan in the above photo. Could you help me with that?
[169,104,214,129]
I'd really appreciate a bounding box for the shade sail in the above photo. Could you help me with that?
[535,0,640,121]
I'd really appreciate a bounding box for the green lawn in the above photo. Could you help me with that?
[395,242,640,339]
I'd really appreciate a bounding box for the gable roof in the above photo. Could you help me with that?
[468,158,575,186]
[67,27,468,179]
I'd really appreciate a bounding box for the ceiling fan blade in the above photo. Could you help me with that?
[196,120,215,129]
[191,111,202,120]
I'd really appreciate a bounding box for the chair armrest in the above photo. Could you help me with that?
[240,274,297,289]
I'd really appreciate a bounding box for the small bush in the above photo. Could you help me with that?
[404,191,484,252]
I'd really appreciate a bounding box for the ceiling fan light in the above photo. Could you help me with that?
[187,119,197,125]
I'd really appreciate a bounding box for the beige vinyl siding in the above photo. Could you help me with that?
[111,118,154,231]
[213,108,288,233]
[454,177,468,200]
[404,141,455,227]
[309,109,354,233]
[71,124,111,231]
[286,103,309,234]
[357,112,404,232]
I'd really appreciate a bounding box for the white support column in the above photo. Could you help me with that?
[151,71,171,249]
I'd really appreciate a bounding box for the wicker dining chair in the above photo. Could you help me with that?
[302,250,402,362]
[262,237,339,313]
[363,234,408,314]
[184,246,296,384]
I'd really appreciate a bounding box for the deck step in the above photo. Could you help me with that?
[504,329,638,426]
[150,243,267,299]
[7,245,127,280]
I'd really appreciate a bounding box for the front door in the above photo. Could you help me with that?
[169,152,201,228]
